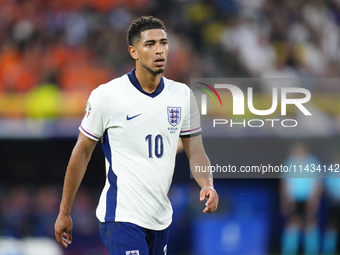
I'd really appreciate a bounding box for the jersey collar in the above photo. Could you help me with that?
[127,69,164,98]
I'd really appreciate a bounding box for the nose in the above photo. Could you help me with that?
[155,43,164,55]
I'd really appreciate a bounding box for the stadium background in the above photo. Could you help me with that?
[0,0,340,254]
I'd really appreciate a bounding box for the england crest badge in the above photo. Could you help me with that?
[168,107,181,126]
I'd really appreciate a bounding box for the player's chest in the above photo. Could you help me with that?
[110,95,186,134]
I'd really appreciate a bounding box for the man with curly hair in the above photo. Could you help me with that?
[55,16,218,255]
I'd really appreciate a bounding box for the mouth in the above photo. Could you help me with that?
[154,58,165,66]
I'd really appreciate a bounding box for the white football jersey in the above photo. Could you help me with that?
[79,69,201,230]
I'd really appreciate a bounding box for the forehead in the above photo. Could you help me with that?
[140,29,167,41]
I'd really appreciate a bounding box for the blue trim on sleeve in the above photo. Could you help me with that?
[80,126,100,140]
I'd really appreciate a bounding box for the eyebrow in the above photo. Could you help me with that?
[143,38,168,44]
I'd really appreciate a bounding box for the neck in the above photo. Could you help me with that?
[135,67,162,94]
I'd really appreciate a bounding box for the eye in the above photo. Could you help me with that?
[162,41,168,45]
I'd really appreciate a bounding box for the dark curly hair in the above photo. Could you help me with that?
[127,16,166,46]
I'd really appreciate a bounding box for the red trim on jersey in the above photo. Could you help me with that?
[180,126,201,134]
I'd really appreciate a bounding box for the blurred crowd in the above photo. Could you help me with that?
[0,0,339,97]
[0,185,98,238]
[0,183,197,254]
[0,185,107,254]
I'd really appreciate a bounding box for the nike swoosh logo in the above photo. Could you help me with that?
[126,113,142,120]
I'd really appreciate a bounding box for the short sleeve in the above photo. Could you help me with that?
[180,88,202,138]
[79,87,111,141]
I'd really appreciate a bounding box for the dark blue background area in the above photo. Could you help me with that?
[0,137,339,254]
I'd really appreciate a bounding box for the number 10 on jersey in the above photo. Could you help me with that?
[145,134,164,159]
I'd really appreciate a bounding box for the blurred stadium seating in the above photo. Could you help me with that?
[0,0,339,121]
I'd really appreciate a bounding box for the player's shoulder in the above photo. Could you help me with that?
[163,76,191,95]
[90,74,128,96]
[97,74,128,91]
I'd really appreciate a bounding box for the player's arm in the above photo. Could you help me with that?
[55,132,97,248]
[181,135,218,213]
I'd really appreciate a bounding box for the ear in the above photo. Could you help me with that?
[128,45,138,60]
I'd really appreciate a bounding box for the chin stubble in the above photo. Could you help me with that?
[142,63,165,76]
